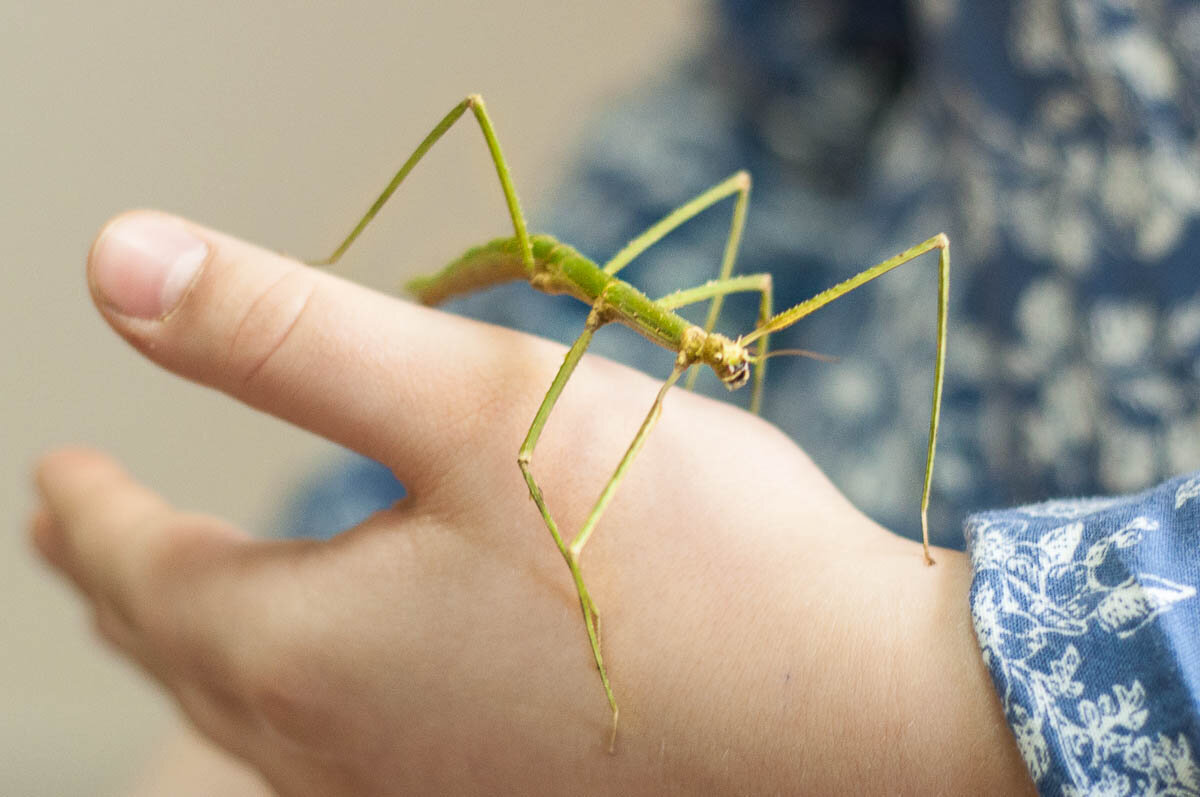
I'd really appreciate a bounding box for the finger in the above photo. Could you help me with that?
[31,497,153,669]
[32,447,280,751]
[30,507,67,572]
[33,447,248,619]
[33,447,256,668]
[33,447,177,602]
[87,211,571,492]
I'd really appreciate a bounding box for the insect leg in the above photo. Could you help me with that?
[655,272,774,413]
[310,95,535,275]
[570,360,690,559]
[565,357,692,750]
[742,235,950,564]
[515,314,620,738]
[599,172,757,401]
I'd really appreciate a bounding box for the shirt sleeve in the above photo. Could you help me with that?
[968,470,1200,796]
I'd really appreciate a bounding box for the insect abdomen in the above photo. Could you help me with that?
[408,235,556,306]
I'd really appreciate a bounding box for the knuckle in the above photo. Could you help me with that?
[225,268,318,391]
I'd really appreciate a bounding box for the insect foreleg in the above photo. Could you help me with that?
[743,234,950,564]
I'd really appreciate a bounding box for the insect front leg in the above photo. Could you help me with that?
[742,234,951,563]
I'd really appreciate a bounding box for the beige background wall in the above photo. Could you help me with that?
[1,2,705,793]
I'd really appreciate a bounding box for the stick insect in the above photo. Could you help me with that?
[311,95,950,748]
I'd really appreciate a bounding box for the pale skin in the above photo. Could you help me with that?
[30,213,1035,794]
[311,96,949,737]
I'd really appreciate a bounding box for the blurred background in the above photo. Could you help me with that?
[2,1,705,792]
[7,0,1199,792]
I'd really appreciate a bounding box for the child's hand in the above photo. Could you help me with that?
[32,212,1032,795]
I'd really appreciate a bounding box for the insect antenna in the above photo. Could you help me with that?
[751,347,840,364]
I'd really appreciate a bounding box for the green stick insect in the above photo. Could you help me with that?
[311,95,950,748]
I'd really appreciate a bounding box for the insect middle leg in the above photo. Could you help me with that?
[516,306,690,750]
[518,271,774,749]
[568,268,786,557]
[517,177,762,742]
[600,172,759,399]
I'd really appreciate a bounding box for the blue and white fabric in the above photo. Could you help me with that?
[969,472,1200,795]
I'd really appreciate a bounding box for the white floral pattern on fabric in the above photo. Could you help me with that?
[969,470,1200,795]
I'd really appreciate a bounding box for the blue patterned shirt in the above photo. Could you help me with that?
[970,473,1200,794]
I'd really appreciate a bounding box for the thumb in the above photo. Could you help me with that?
[30,447,334,773]
[86,211,558,495]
